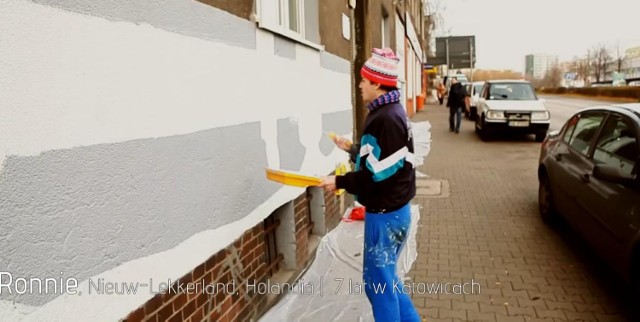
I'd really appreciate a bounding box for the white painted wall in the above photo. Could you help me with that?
[0,1,352,321]
[0,1,350,172]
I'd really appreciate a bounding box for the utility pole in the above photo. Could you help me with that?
[445,37,450,80]
[469,38,474,82]
[353,0,369,141]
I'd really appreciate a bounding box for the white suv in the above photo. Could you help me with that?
[474,80,550,142]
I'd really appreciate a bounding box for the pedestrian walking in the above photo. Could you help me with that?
[436,80,446,105]
[319,47,421,322]
[446,77,469,134]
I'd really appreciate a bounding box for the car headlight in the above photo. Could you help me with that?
[486,110,506,119]
[531,111,550,120]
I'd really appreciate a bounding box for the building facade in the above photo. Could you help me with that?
[1,0,431,321]
[620,45,640,80]
[525,54,559,80]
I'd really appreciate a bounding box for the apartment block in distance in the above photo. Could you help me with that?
[525,53,559,80]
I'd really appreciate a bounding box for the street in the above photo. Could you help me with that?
[409,97,635,322]
[542,95,623,131]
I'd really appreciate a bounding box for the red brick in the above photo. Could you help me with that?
[186,306,205,322]
[245,236,258,253]
[252,225,262,237]
[124,306,144,322]
[214,289,226,309]
[179,300,197,320]
[154,302,174,322]
[238,302,256,322]
[172,293,188,311]
[206,307,221,322]
[194,292,208,309]
[177,272,192,287]
[220,296,232,314]
[191,263,206,284]
[167,311,183,322]
[143,294,163,315]
[241,250,253,268]
[204,251,224,272]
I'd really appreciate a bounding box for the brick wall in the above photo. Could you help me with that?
[123,187,347,322]
[123,224,268,322]
[324,190,342,232]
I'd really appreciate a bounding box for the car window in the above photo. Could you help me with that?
[562,116,579,143]
[487,83,536,100]
[592,114,639,176]
[473,84,483,94]
[567,113,605,156]
[481,85,489,99]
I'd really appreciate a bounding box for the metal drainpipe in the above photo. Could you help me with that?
[350,3,357,146]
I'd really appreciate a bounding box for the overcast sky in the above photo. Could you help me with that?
[437,0,640,72]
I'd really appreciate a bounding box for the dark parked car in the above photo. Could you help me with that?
[538,103,640,297]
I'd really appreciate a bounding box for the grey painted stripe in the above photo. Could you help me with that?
[274,35,296,60]
[29,0,257,49]
[0,122,278,305]
[320,51,351,74]
[320,110,353,156]
[277,118,306,171]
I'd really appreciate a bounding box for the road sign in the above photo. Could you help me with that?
[428,36,476,69]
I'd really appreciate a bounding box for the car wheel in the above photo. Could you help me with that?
[470,107,477,121]
[538,172,559,224]
[478,116,490,141]
[535,132,546,142]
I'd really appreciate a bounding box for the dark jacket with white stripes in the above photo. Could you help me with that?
[335,100,416,213]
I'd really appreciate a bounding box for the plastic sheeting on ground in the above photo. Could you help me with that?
[259,205,421,322]
[411,121,431,168]
[259,121,431,322]
[411,121,431,178]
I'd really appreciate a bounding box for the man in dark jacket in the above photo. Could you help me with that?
[446,77,469,134]
[319,48,420,322]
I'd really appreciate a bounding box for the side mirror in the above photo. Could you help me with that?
[592,164,637,186]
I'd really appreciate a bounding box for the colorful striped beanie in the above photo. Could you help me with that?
[361,48,400,88]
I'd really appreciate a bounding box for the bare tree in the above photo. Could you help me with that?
[569,56,589,84]
[429,0,451,37]
[591,44,611,83]
[615,41,626,73]
[542,66,563,88]
[471,69,523,82]
[577,59,589,84]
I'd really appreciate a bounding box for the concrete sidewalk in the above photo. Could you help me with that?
[408,103,629,322]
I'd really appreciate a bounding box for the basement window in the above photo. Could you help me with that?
[263,214,283,277]
[305,189,313,237]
